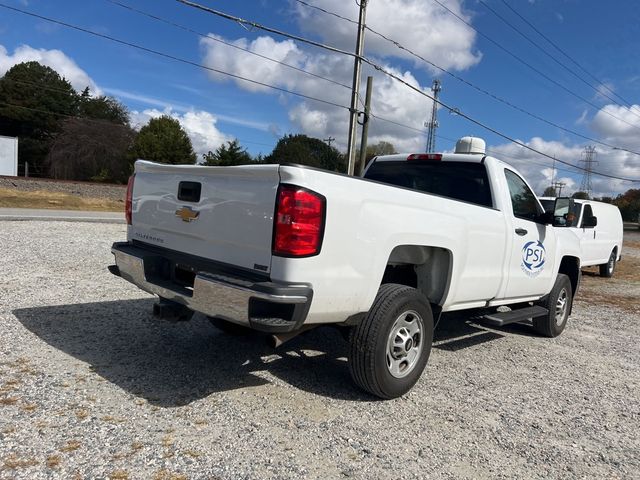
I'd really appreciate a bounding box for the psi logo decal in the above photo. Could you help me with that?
[521,240,545,277]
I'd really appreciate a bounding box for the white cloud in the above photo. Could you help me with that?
[130,108,233,159]
[200,33,434,152]
[103,87,184,111]
[195,7,638,197]
[291,0,481,73]
[590,104,640,144]
[198,0,482,154]
[594,82,616,102]
[488,138,582,195]
[201,35,306,93]
[0,44,100,93]
[487,134,640,198]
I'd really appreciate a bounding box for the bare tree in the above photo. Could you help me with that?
[47,117,136,183]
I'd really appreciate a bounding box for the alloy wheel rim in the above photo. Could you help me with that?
[386,310,424,379]
[555,288,568,327]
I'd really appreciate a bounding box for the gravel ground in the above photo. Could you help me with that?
[0,177,126,202]
[0,222,639,479]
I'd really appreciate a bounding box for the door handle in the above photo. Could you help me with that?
[515,228,528,236]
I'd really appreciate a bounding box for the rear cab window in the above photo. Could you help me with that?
[364,160,494,208]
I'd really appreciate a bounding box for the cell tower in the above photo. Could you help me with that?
[579,146,598,197]
[425,79,442,152]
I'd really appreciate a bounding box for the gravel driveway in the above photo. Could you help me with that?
[1,222,638,479]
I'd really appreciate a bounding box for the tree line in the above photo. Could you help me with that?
[0,61,396,184]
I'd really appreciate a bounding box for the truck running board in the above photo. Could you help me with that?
[482,306,548,327]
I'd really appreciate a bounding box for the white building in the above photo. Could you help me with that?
[0,135,18,176]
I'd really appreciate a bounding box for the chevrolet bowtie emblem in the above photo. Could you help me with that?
[175,206,200,222]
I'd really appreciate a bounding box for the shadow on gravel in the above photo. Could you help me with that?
[13,301,541,405]
[12,299,369,406]
[433,311,539,351]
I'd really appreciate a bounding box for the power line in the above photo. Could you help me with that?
[105,0,352,92]
[0,100,132,128]
[0,3,350,112]
[478,0,640,120]
[175,0,639,182]
[0,100,276,148]
[368,116,593,176]
[4,2,637,182]
[1,77,87,96]
[499,0,638,112]
[0,79,277,148]
[291,0,640,158]
[370,112,427,134]
[292,0,358,25]
[430,0,640,134]
[176,0,355,58]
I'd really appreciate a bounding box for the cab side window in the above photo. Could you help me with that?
[504,169,541,221]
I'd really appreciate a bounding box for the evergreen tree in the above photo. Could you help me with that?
[265,134,344,172]
[131,116,196,165]
[202,139,253,166]
[571,191,590,200]
[0,61,78,175]
[78,90,130,125]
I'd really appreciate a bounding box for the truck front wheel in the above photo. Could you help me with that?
[533,274,572,337]
[348,284,434,399]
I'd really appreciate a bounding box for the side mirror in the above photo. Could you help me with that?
[583,216,597,228]
[551,197,574,227]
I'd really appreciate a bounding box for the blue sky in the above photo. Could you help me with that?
[1,0,639,196]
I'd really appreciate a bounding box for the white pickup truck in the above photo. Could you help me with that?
[110,137,582,399]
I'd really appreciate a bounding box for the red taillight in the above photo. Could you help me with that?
[273,185,325,257]
[407,153,442,161]
[125,174,135,225]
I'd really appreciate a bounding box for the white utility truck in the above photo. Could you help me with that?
[110,137,582,399]
[539,197,623,277]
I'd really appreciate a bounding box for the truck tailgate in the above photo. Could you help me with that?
[129,161,279,273]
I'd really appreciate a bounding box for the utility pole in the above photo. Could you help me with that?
[425,79,442,152]
[356,76,373,176]
[579,146,598,197]
[323,136,335,147]
[345,0,368,176]
[552,181,566,197]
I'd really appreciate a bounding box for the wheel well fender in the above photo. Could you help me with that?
[381,245,452,306]
[558,256,580,306]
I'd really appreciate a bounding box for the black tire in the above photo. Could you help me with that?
[348,284,434,399]
[208,316,252,335]
[533,274,572,338]
[599,249,617,278]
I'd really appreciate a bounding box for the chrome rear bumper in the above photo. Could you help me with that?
[110,242,312,332]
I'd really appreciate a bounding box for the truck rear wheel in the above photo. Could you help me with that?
[348,284,433,399]
[599,249,617,278]
[533,274,572,338]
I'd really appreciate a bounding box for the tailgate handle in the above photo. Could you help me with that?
[178,182,202,202]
